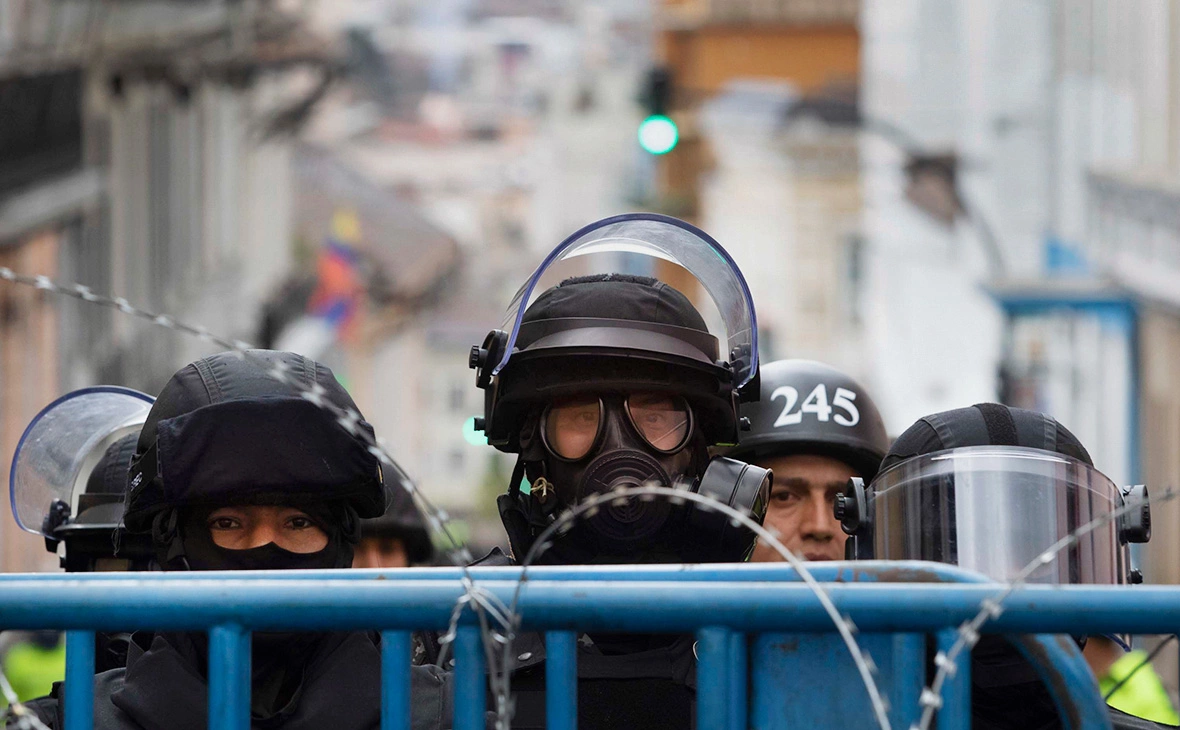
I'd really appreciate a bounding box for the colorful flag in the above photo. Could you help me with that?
[308,209,365,341]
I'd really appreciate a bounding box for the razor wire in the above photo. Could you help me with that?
[0,266,888,729]
[0,267,522,718]
[0,660,53,730]
[0,267,477,562]
[1,266,1178,730]
[496,483,893,730]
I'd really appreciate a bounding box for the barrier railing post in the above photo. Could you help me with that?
[697,626,731,729]
[545,630,577,730]
[454,625,486,730]
[63,630,95,730]
[936,629,970,730]
[209,624,251,730]
[381,631,412,730]
[727,631,747,730]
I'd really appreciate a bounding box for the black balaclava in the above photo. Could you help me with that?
[167,500,361,719]
[144,499,363,722]
[176,500,359,572]
[124,351,384,723]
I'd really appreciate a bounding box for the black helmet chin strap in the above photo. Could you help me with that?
[499,451,565,560]
[499,457,538,559]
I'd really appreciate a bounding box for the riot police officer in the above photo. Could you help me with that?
[458,213,771,728]
[837,402,1169,730]
[354,473,434,568]
[725,360,889,562]
[7,389,158,685]
[10,387,157,575]
[9,351,452,729]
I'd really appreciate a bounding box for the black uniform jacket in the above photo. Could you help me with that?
[417,548,698,730]
[13,630,452,730]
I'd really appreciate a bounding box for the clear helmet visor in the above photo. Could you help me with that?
[496,213,759,389]
[10,387,154,536]
[868,446,1129,585]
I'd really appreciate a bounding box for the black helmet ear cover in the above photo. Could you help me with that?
[150,508,188,570]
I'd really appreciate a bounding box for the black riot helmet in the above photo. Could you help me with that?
[470,214,770,564]
[11,387,158,573]
[840,407,1153,727]
[124,350,388,571]
[726,359,889,481]
[838,403,1150,583]
[9,389,159,673]
[358,468,434,565]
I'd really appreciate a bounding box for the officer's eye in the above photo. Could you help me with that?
[286,516,316,530]
[208,516,241,531]
[572,409,598,427]
[545,397,602,460]
[771,490,801,505]
[627,393,690,452]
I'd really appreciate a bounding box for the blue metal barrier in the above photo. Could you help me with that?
[0,561,1152,729]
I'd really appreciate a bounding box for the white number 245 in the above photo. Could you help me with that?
[770,384,860,428]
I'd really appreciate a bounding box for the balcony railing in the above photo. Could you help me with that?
[660,0,859,29]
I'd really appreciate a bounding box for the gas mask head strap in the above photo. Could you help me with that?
[508,457,528,498]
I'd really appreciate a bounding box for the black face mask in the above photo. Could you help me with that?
[156,505,357,720]
[184,540,342,571]
[166,504,356,572]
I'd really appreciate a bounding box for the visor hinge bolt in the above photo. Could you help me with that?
[739,417,751,431]
[1130,569,1144,584]
[834,493,849,521]
[836,477,867,535]
[469,345,487,370]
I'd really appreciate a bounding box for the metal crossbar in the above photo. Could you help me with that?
[0,562,1155,729]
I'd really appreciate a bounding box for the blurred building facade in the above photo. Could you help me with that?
[862,0,1180,504]
[650,0,865,369]
[292,0,653,549]
[0,0,324,570]
[1059,0,1180,612]
[861,0,1180,694]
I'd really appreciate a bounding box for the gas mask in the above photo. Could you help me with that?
[503,391,770,564]
[475,214,771,565]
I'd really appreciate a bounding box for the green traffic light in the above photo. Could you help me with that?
[638,114,679,155]
[462,415,488,446]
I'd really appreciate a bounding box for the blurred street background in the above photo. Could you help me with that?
[3,0,1180,689]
